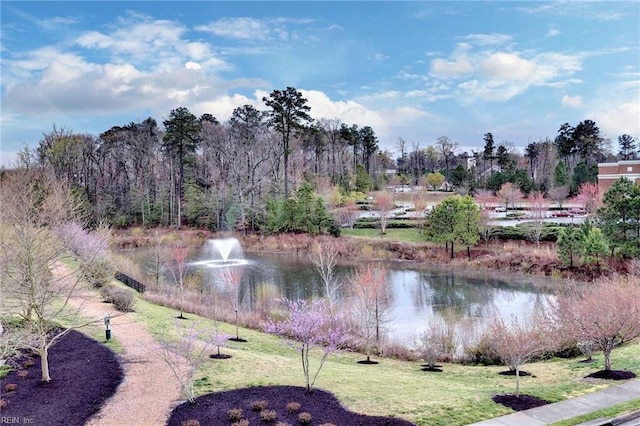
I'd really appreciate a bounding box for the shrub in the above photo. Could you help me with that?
[22,359,35,368]
[111,288,137,312]
[232,421,249,426]
[17,370,28,378]
[298,412,312,425]
[83,257,115,288]
[276,422,292,426]
[4,383,17,392]
[227,408,243,422]
[286,402,301,413]
[463,333,501,365]
[100,284,117,302]
[0,399,7,410]
[181,420,200,426]
[252,400,268,411]
[260,409,277,423]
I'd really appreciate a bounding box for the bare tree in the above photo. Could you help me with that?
[547,185,569,209]
[0,169,104,382]
[373,191,395,236]
[348,264,393,363]
[418,317,456,370]
[497,182,523,212]
[218,268,245,341]
[158,321,213,403]
[524,191,549,246]
[490,314,550,397]
[555,277,640,371]
[167,245,190,319]
[309,241,341,303]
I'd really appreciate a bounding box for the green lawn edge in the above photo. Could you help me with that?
[550,398,640,426]
[123,293,640,426]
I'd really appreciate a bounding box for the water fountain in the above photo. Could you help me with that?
[190,237,250,268]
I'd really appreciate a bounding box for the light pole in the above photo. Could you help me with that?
[104,313,111,341]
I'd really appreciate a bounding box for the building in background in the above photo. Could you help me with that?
[598,160,640,192]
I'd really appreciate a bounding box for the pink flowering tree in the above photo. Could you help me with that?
[575,182,602,215]
[490,314,551,397]
[554,277,640,372]
[210,328,232,359]
[266,299,348,393]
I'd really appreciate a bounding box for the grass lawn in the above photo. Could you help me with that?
[128,295,640,426]
[550,398,640,426]
[341,228,427,243]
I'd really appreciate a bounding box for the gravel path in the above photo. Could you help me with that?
[58,264,183,426]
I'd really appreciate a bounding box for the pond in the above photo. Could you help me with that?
[123,238,554,347]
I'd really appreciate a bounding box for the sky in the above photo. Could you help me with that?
[1,1,639,166]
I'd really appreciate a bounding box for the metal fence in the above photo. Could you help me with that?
[114,271,146,294]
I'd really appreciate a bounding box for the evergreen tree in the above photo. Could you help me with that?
[581,227,610,272]
[263,87,312,198]
[617,134,637,160]
[162,107,202,229]
[355,164,371,192]
[557,227,582,268]
[598,177,640,258]
[554,162,569,186]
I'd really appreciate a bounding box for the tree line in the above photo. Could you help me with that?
[8,84,638,234]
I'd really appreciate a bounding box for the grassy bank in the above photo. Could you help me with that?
[127,295,640,426]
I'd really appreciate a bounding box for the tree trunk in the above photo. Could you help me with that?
[40,346,51,382]
[515,365,520,397]
[235,310,239,340]
[604,347,612,371]
[450,241,454,259]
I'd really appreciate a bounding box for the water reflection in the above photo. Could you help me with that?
[124,246,549,345]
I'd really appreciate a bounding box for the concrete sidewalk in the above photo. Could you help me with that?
[468,380,640,426]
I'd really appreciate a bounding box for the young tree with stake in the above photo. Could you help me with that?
[348,264,392,363]
[490,314,550,397]
[267,299,348,393]
[167,245,190,319]
[218,268,245,341]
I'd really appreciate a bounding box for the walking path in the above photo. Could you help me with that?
[57,263,183,426]
[468,380,640,425]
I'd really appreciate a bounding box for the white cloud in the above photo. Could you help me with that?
[197,17,272,40]
[480,52,536,81]
[185,61,202,70]
[546,26,561,38]
[429,44,583,102]
[460,33,512,46]
[265,90,438,144]
[562,95,583,108]
[589,80,640,138]
[373,52,388,61]
[430,52,475,78]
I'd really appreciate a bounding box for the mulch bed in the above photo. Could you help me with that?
[0,330,123,425]
[167,385,416,426]
[492,394,550,411]
[498,370,532,377]
[585,370,637,380]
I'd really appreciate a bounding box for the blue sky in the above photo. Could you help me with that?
[1,1,639,165]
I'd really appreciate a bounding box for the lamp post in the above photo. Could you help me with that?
[104,313,111,341]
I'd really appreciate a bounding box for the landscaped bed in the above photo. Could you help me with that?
[0,330,123,425]
[167,385,416,426]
